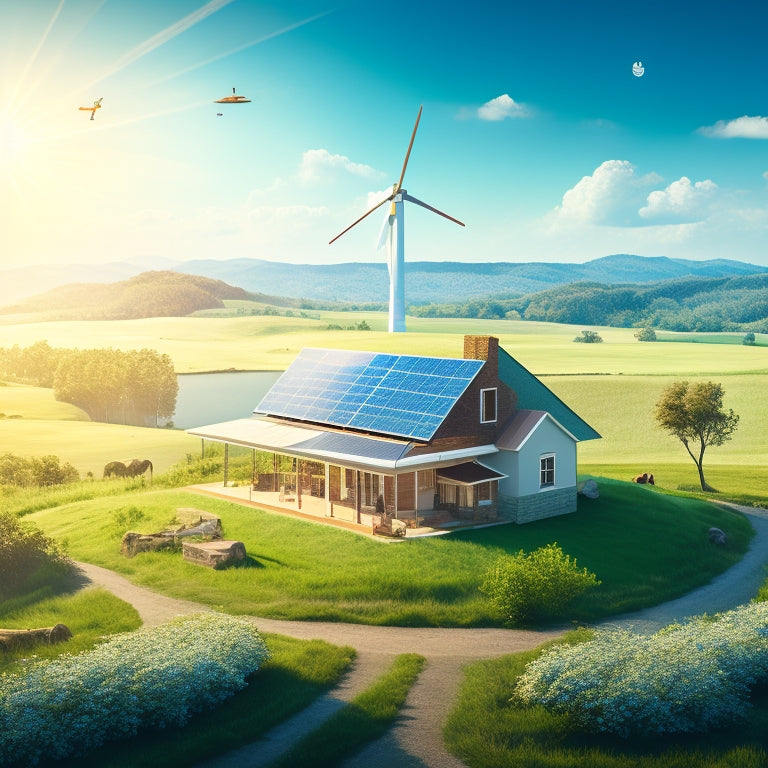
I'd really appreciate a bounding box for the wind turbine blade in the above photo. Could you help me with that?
[376,207,394,252]
[329,195,392,244]
[402,192,465,227]
[395,105,422,193]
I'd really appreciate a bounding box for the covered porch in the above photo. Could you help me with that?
[187,416,506,536]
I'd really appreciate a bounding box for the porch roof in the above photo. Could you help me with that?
[436,461,507,486]
[188,416,497,472]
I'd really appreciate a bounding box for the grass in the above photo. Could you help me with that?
[27,479,754,627]
[0,588,141,673]
[28,633,356,768]
[272,653,426,768]
[444,632,768,768]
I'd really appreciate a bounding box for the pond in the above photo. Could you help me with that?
[173,371,282,429]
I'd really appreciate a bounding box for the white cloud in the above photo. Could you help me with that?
[698,116,768,139]
[639,177,718,223]
[477,94,530,121]
[554,160,659,226]
[299,149,384,183]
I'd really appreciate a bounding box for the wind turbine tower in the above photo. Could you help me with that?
[329,106,465,333]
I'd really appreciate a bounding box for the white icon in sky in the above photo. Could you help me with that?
[632,61,645,77]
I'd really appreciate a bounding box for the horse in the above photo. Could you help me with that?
[104,460,128,478]
[126,459,153,482]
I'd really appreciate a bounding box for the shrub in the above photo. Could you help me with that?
[480,543,600,626]
[0,453,78,487]
[0,512,72,600]
[514,602,768,737]
[573,330,603,343]
[634,326,657,341]
[0,613,270,765]
[743,332,756,346]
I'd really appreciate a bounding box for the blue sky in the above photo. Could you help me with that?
[1,0,767,270]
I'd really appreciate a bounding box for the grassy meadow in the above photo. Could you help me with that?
[2,311,766,498]
[26,480,753,627]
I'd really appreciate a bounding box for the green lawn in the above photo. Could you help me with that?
[28,479,754,627]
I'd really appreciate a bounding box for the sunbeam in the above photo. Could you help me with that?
[144,9,335,88]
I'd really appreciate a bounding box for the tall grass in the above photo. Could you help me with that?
[27,479,754,627]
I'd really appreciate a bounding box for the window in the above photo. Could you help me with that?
[540,455,555,487]
[480,388,497,423]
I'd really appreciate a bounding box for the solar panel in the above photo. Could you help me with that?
[254,348,483,441]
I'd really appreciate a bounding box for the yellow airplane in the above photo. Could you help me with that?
[215,87,251,104]
[78,98,103,120]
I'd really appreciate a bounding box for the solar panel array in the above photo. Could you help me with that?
[255,348,483,441]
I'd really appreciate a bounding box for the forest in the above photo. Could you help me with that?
[0,342,177,427]
[408,273,768,332]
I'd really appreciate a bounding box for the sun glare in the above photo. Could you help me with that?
[0,112,29,169]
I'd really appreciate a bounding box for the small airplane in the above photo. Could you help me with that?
[214,87,251,104]
[78,98,103,120]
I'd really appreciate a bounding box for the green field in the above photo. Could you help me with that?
[2,313,767,497]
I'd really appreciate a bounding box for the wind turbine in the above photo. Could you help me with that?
[329,106,465,333]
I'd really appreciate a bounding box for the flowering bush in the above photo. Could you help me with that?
[480,543,600,626]
[514,602,768,737]
[0,613,269,765]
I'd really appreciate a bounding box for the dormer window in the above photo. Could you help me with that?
[480,388,497,423]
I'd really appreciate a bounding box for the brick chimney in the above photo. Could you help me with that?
[463,335,499,378]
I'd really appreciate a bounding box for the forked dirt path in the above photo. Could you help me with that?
[74,503,768,768]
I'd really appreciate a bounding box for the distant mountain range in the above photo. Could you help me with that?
[1,254,766,307]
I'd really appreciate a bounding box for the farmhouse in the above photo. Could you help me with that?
[188,336,599,533]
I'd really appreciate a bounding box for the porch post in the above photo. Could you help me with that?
[223,443,229,487]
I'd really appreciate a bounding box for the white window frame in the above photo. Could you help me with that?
[540,454,555,488]
[480,387,497,424]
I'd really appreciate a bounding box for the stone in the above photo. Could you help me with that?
[709,527,727,545]
[183,540,246,569]
[579,479,599,499]
[121,531,176,557]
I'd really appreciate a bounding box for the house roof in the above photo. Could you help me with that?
[495,408,578,451]
[497,348,601,441]
[187,416,497,472]
[253,347,483,442]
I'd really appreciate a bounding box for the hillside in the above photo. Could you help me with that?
[0,271,250,321]
[1,255,765,307]
[176,254,767,304]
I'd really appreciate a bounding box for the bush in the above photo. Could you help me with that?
[514,602,768,737]
[634,326,657,341]
[0,512,72,600]
[0,453,78,488]
[573,330,603,343]
[480,543,600,626]
[0,613,270,765]
[743,332,756,346]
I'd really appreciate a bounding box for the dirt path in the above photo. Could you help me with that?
[74,503,768,768]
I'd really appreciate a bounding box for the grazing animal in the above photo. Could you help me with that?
[126,459,153,482]
[104,460,128,478]
[633,472,655,485]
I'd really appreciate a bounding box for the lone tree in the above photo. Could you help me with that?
[654,381,739,492]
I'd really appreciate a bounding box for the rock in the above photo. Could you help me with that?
[121,531,176,557]
[708,527,727,545]
[579,479,599,499]
[182,540,246,569]
[176,507,222,530]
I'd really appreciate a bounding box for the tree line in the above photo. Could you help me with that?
[0,342,177,426]
[409,273,768,333]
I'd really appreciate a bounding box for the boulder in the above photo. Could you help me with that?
[579,479,599,499]
[121,531,176,557]
[708,527,727,545]
[182,540,246,569]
